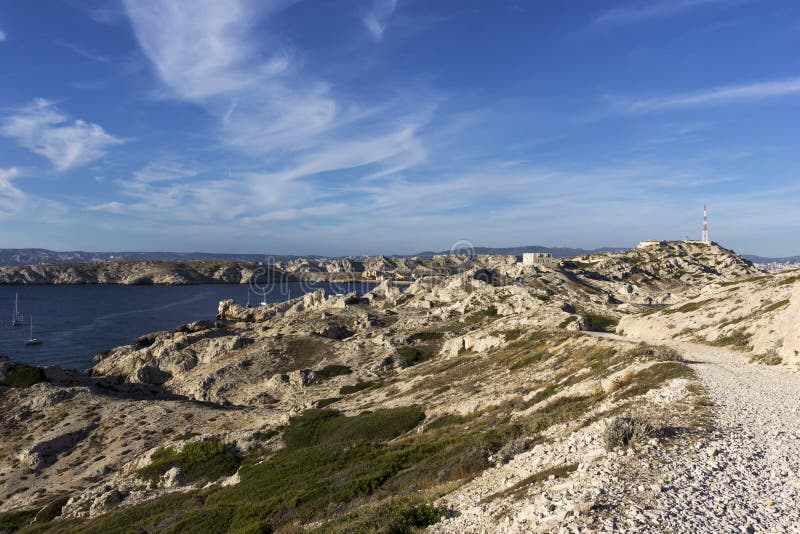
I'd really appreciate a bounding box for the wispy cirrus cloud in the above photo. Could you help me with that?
[0,167,24,216]
[132,161,198,183]
[595,0,728,26]
[123,0,356,154]
[362,0,398,41]
[625,77,800,112]
[119,0,432,227]
[0,99,124,171]
[55,40,111,63]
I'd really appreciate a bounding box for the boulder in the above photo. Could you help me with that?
[316,324,354,340]
[132,365,171,385]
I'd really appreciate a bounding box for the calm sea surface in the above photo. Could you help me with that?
[0,282,377,371]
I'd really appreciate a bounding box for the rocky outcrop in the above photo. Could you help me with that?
[0,260,270,285]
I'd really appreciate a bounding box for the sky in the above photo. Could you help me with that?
[0,0,799,257]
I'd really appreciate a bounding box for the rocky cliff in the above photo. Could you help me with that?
[0,260,271,285]
[1,242,785,533]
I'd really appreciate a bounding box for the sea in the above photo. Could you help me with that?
[0,282,378,371]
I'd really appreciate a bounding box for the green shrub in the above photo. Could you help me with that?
[315,397,341,408]
[0,508,38,531]
[32,496,70,524]
[396,347,434,368]
[583,313,618,333]
[760,299,790,313]
[509,352,546,370]
[615,362,694,400]
[2,364,47,388]
[315,364,352,380]
[502,329,521,342]
[409,331,444,342]
[604,416,655,450]
[709,329,752,350]
[283,407,425,449]
[340,380,381,395]
[558,315,577,329]
[750,350,782,365]
[136,438,240,486]
[173,432,200,441]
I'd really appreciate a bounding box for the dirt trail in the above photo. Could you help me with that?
[599,334,800,532]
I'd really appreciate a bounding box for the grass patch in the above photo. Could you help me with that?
[339,380,382,395]
[750,350,782,365]
[760,299,790,314]
[315,364,353,380]
[780,274,800,286]
[502,329,522,342]
[708,329,752,351]
[282,407,424,449]
[315,397,341,408]
[604,416,655,450]
[526,392,605,433]
[509,352,546,370]
[397,346,435,368]
[583,313,618,333]
[173,432,200,441]
[483,463,578,503]
[615,362,694,401]
[311,498,448,533]
[135,438,240,487]
[409,331,444,342]
[1,363,47,388]
[0,509,39,532]
[558,315,577,329]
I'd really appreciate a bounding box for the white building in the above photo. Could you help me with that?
[522,252,556,266]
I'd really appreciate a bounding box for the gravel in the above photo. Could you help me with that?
[432,337,800,533]
[596,340,800,533]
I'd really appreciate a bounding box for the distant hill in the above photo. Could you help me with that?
[743,254,800,264]
[0,249,308,267]
[412,245,628,258]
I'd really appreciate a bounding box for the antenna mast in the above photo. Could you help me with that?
[702,204,709,243]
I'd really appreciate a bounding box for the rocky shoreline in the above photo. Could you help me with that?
[1,241,798,532]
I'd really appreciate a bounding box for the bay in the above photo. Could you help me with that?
[0,282,377,371]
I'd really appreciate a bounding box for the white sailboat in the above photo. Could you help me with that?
[11,292,24,326]
[25,315,42,346]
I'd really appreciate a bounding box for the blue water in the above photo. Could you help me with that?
[0,282,377,371]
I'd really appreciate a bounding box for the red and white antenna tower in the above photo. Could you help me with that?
[702,204,709,242]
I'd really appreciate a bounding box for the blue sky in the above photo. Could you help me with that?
[1,0,799,256]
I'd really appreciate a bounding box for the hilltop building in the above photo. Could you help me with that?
[522,252,557,266]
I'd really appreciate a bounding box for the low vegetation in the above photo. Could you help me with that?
[750,350,782,366]
[339,380,382,395]
[708,329,752,351]
[397,346,435,368]
[1,364,47,388]
[509,352,546,370]
[135,438,240,487]
[583,313,618,332]
[314,363,352,380]
[604,416,656,450]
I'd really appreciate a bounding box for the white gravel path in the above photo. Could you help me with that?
[609,338,800,533]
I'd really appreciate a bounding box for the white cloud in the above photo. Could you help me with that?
[362,0,398,41]
[87,201,125,213]
[0,99,124,171]
[626,77,800,112]
[132,161,198,183]
[123,0,347,154]
[0,30,7,42]
[0,167,24,216]
[595,0,728,26]
[121,0,431,210]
